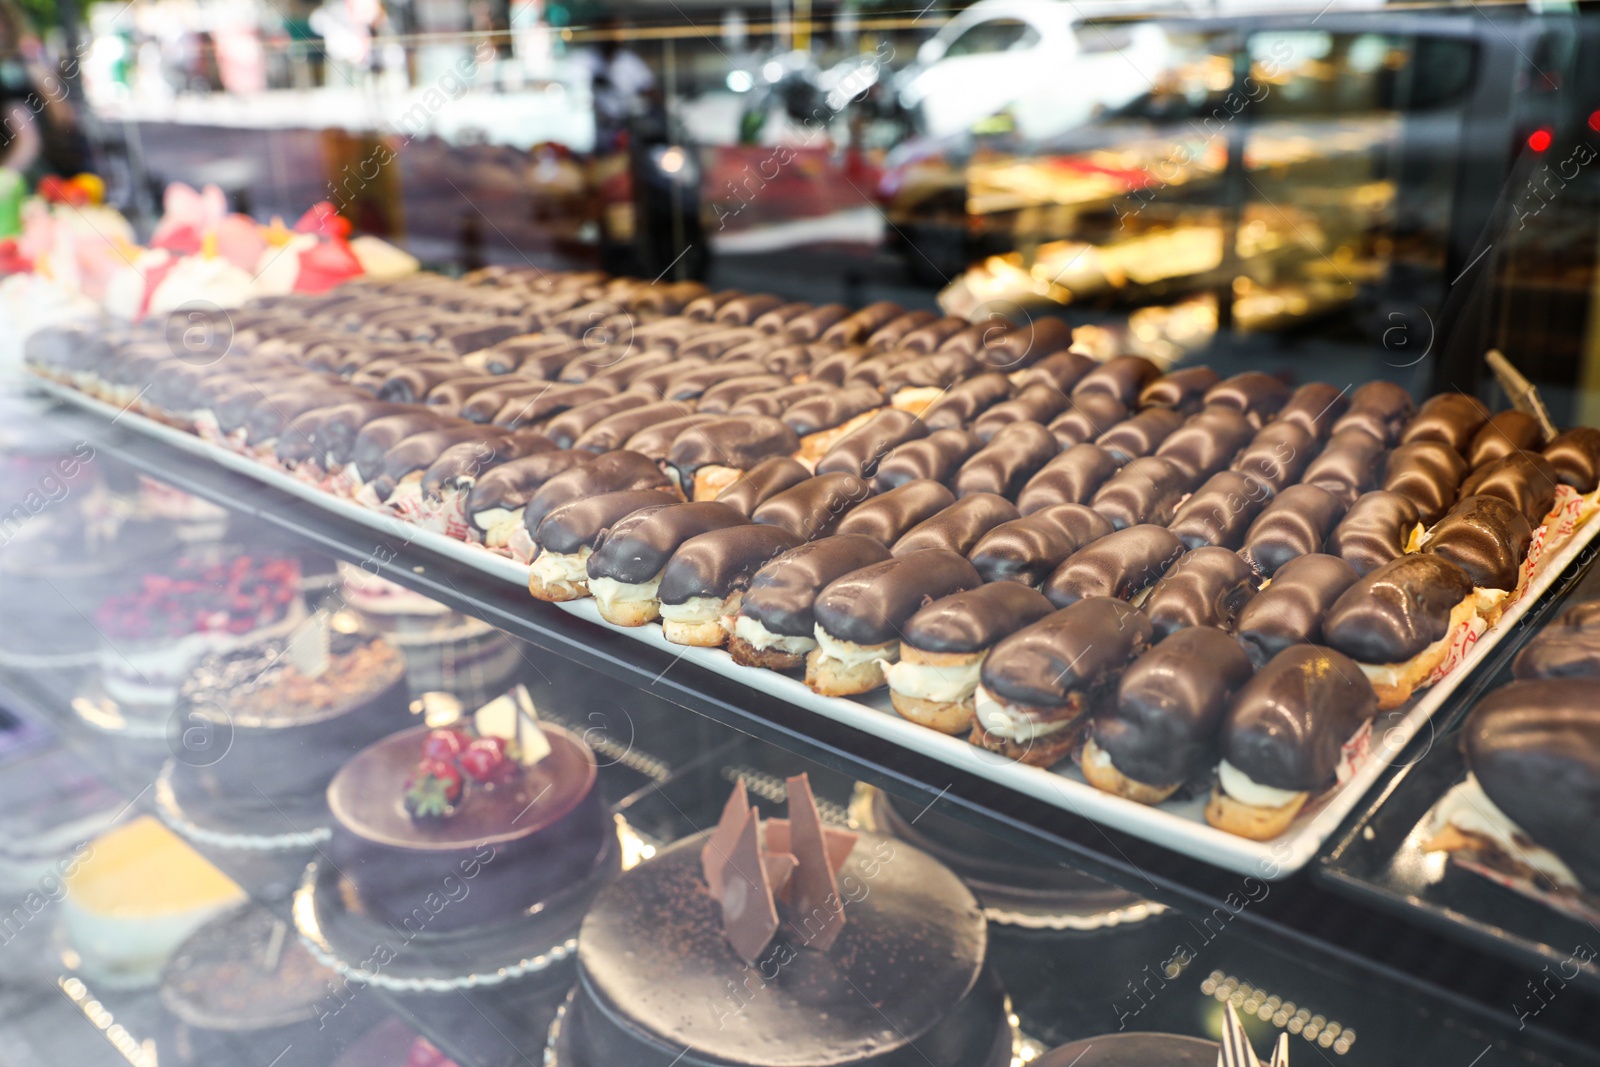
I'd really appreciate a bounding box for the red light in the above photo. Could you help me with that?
[1588,111,1600,132]
[1528,128,1553,152]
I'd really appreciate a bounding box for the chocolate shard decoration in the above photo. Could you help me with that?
[720,807,782,964]
[781,773,858,950]
[763,852,798,898]
[702,780,750,898]
[763,819,855,903]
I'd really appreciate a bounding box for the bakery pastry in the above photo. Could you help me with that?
[1202,371,1290,427]
[871,428,981,491]
[1459,451,1560,527]
[657,525,804,646]
[1016,443,1121,513]
[1096,406,1186,464]
[1512,600,1600,679]
[1468,409,1545,467]
[951,420,1059,499]
[522,449,676,535]
[1232,552,1358,669]
[1382,439,1469,525]
[1399,392,1491,452]
[729,535,892,670]
[667,415,802,500]
[585,501,748,625]
[1140,546,1258,637]
[1088,456,1193,529]
[892,493,1021,555]
[528,488,678,601]
[751,471,874,540]
[1155,403,1255,481]
[834,479,955,545]
[1047,391,1129,448]
[711,455,813,516]
[1165,469,1271,550]
[1073,355,1160,407]
[1331,380,1414,444]
[1138,366,1219,412]
[464,450,594,554]
[815,408,928,480]
[1042,524,1184,607]
[1543,426,1600,491]
[1237,483,1346,578]
[1420,494,1533,608]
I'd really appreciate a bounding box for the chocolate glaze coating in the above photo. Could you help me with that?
[346,412,455,473]
[1166,470,1272,551]
[1331,380,1415,445]
[466,450,594,516]
[952,421,1059,499]
[1300,427,1386,505]
[586,501,749,583]
[968,506,1105,587]
[1155,405,1255,481]
[1464,680,1600,890]
[1097,407,1187,464]
[1323,553,1475,663]
[752,471,875,540]
[1511,602,1600,680]
[1138,366,1220,412]
[817,409,929,480]
[898,316,971,353]
[460,380,549,423]
[845,349,924,391]
[820,301,904,346]
[783,385,883,436]
[524,450,675,533]
[1383,439,1469,524]
[1048,392,1130,448]
[980,597,1153,709]
[421,431,553,499]
[1422,494,1533,592]
[1099,628,1255,788]
[1089,456,1192,529]
[1239,484,1347,578]
[696,373,790,414]
[628,357,709,396]
[573,400,697,453]
[1043,524,1184,607]
[712,456,814,517]
[1399,392,1491,453]
[667,415,800,480]
[814,549,982,645]
[808,347,875,386]
[1072,356,1161,407]
[1233,554,1359,669]
[1230,421,1318,495]
[276,401,411,467]
[920,374,1014,431]
[1459,452,1559,527]
[893,494,1021,556]
[836,479,956,545]
[784,303,851,343]
[621,414,718,461]
[1469,410,1545,468]
[1326,490,1421,576]
[884,350,982,394]
[1142,547,1259,638]
[1221,645,1377,791]
[1202,372,1290,426]
[1014,351,1097,393]
[1542,427,1600,492]
[543,392,657,449]
[870,428,979,489]
[730,383,837,420]
[240,385,368,444]
[663,359,767,399]
[534,489,678,555]
[867,309,939,349]
[972,383,1071,441]
[494,381,621,429]
[1017,444,1121,514]
[657,524,805,605]
[1277,382,1351,440]
[902,584,1055,655]
[741,535,893,637]
[981,318,1074,372]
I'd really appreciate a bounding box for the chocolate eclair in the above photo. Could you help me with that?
[372,361,475,405]
[968,504,1113,587]
[1326,490,1421,576]
[589,350,677,389]
[729,381,837,418]
[920,373,1014,431]
[475,334,580,377]
[275,399,413,473]
[662,358,768,399]
[1205,644,1377,840]
[542,391,658,449]
[1017,443,1121,514]
[1141,547,1258,638]
[656,525,805,647]
[1331,380,1415,444]
[886,584,1055,733]
[751,471,875,541]
[1043,524,1184,607]
[892,493,1021,555]
[523,449,677,535]
[1277,382,1350,440]
[951,421,1059,500]
[973,597,1154,766]
[1155,404,1256,482]
[713,293,786,326]
[979,317,1073,372]
[1512,601,1600,680]
[897,316,970,353]
[697,373,790,414]
[783,385,884,463]
[865,309,939,349]
[1233,553,1358,669]
[573,399,698,454]
[584,501,750,625]
[843,348,924,392]
[346,412,466,492]
[1543,427,1600,492]
[784,303,851,343]
[806,549,981,696]
[1048,392,1130,448]
[412,429,553,523]
[807,346,875,385]
[1202,372,1290,428]
[529,488,678,601]
[1382,439,1469,524]
[683,290,741,321]
[1230,420,1317,495]
[712,456,814,517]
[465,449,594,551]
[1399,392,1491,453]
[666,415,802,500]
[237,385,370,453]
[621,414,719,463]
[971,382,1072,442]
[730,535,893,670]
[1469,409,1545,468]
[872,429,981,492]
[1084,627,1255,805]
[815,408,928,480]
[1166,470,1272,551]
[1097,407,1187,464]
[819,302,905,347]
[628,356,710,396]
[459,379,550,424]
[424,374,518,416]
[1323,553,1478,707]
[1088,456,1192,529]
[1238,484,1346,578]
[1072,355,1161,407]
[1459,452,1559,527]
[493,381,621,429]
[1014,350,1097,393]
[1299,427,1385,505]
[1138,366,1220,413]
[835,479,955,546]
[1421,494,1533,603]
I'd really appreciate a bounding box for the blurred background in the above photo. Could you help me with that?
[8,0,1600,419]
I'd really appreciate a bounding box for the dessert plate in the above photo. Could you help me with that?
[40,379,1600,879]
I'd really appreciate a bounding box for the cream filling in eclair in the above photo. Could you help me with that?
[813,627,898,667]
[732,614,816,654]
[660,595,723,625]
[1217,760,1304,809]
[530,547,592,591]
[472,506,522,547]
[1430,775,1581,889]
[882,657,982,702]
[1357,594,1479,688]
[972,684,1074,742]
[589,574,663,613]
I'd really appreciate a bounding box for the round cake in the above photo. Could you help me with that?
[325,722,609,933]
[558,829,1012,1067]
[1034,1033,1219,1065]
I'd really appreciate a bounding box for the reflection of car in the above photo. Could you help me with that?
[895,0,1181,141]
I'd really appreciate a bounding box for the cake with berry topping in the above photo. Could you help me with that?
[324,695,612,934]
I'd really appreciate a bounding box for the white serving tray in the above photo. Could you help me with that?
[41,377,1600,879]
